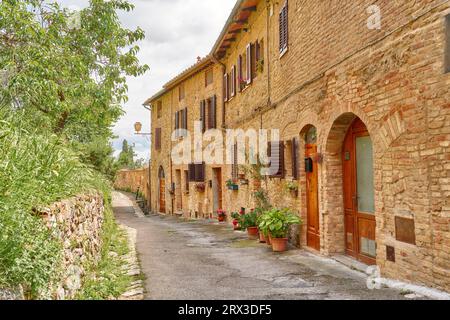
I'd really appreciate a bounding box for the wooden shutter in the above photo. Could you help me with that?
[200,100,206,133]
[269,141,285,178]
[279,1,289,54]
[196,163,205,182]
[211,95,217,129]
[155,128,161,150]
[223,73,229,102]
[255,40,260,62]
[188,164,196,182]
[237,55,243,92]
[232,143,238,180]
[183,108,188,131]
[231,66,236,97]
[246,43,252,85]
[251,42,257,79]
[292,138,299,180]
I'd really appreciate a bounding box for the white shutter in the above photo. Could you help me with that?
[246,43,252,85]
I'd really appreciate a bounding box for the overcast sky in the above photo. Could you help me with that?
[58,0,235,160]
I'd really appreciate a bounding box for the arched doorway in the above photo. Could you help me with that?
[158,167,166,214]
[304,126,320,251]
[342,118,376,265]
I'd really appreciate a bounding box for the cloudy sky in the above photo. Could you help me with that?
[58,0,236,160]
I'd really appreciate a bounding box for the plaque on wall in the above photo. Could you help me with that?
[395,216,416,245]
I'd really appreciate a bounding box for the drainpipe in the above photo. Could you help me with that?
[264,0,272,130]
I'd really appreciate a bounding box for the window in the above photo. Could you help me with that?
[445,14,450,73]
[268,141,285,178]
[175,108,188,137]
[279,1,289,55]
[246,43,253,85]
[232,143,238,180]
[237,55,243,92]
[200,100,206,133]
[230,66,236,97]
[154,128,161,150]
[205,69,213,87]
[188,163,205,182]
[179,83,185,101]
[207,96,217,129]
[157,101,162,119]
[223,73,229,102]
[291,138,299,179]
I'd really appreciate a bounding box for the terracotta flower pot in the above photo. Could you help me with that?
[218,216,225,222]
[271,238,288,252]
[259,231,266,243]
[247,227,259,239]
[266,234,272,246]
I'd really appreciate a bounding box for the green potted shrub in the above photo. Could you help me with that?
[285,181,299,197]
[261,208,302,252]
[240,210,259,239]
[226,179,239,191]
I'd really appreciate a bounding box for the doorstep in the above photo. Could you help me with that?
[332,254,370,274]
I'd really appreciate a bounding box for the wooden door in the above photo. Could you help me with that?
[306,144,320,251]
[159,178,166,214]
[175,170,182,212]
[343,118,376,265]
[212,168,223,213]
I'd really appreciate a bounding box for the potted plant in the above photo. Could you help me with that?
[285,181,299,197]
[240,210,259,239]
[231,212,240,230]
[217,209,226,222]
[260,208,302,252]
[255,208,267,243]
[226,179,239,191]
[195,182,206,193]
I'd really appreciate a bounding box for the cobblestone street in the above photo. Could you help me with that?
[112,192,419,300]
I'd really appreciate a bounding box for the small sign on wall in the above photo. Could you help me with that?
[395,216,416,245]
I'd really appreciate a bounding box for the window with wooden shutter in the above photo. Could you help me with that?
[223,73,229,102]
[246,43,253,85]
[292,138,299,180]
[179,83,185,101]
[237,55,243,92]
[232,143,238,180]
[182,108,188,134]
[269,141,285,178]
[188,163,205,182]
[446,14,450,73]
[200,100,206,133]
[155,128,161,150]
[205,69,213,87]
[279,1,289,54]
[157,101,162,119]
[230,65,236,97]
[251,42,257,79]
[210,96,217,129]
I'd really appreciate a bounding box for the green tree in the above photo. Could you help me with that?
[0,0,149,167]
[116,139,135,169]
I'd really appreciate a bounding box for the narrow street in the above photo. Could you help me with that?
[112,191,411,300]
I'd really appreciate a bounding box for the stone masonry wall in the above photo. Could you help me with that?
[0,192,105,300]
[114,168,150,205]
[39,192,105,299]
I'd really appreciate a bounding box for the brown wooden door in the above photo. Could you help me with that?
[159,178,166,214]
[212,168,223,213]
[343,118,376,265]
[306,144,320,251]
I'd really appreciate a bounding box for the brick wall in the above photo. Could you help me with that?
[147,0,450,292]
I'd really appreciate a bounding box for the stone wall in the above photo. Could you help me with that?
[0,192,105,300]
[114,168,150,206]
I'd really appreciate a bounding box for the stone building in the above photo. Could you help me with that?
[144,0,450,292]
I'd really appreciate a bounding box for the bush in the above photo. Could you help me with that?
[0,110,109,297]
[258,208,302,239]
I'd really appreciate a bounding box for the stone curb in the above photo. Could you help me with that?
[117,224,145,300]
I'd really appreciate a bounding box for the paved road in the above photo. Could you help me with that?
[112,191,411,300]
